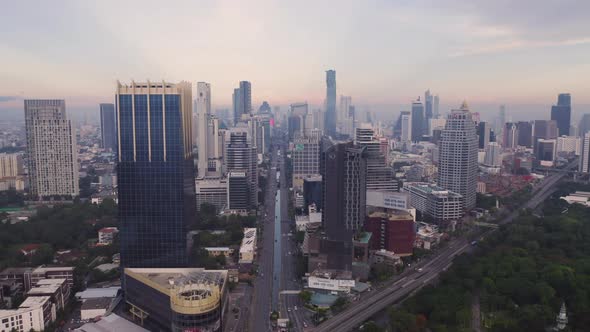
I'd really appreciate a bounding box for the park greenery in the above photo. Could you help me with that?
[386,191,590,332]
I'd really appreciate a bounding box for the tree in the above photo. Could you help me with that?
[360,321,385,332]
[389,309,418,332]
[299,290,312,304]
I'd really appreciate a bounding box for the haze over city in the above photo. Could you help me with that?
[2,0,590,121]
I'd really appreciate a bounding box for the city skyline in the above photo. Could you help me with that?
[1,1,590,117]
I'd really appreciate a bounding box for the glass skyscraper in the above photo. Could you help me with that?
[116,81,195,268]
[100,103,117,151]
[551,93,572,136]
[324,70,337,137]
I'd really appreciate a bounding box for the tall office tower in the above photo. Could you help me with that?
[196,82,211,178]
[258,101,271,114]
[437,101,478,210]
[239,81,252,117]
[556,136,581,156]
[477,121,491,149]
[580,133,590,173]
[232,88,241,125]
[484,142,502,167]
[411,98,425,141]
[503,122,518,149]
[429,117,447,136]
[424,89,433,124]
[339,96,351,125]
[400,111,412,148]
[551,93,572,136]
[324,70,337,137]
[288,102,308,140]
[292,134,320,191]
[497,105,506,135]
[355,126,397,192]
[227,171,249,211]
[578,114,590,137]
[321,139,366,271]
[226,131,257,209]
[116,81,195,268]
[100,103,117,151]
[433,95,440,118]
[24,100,79,200]
[312,109,324,133]
[516,121,533,148]
[0,153,23,177]
[536,139,557,162]
[533,120,558,149]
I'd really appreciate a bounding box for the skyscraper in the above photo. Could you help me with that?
[424,89,433,123]
[477,121,491,149]
[503,122,518,149]
[100,103,117,152]
[551,93,572,136]
[533,120,558,149]
[24,99,79,200]
[578,113,590,137]
[580,132,590,173]
[324,70,337,137]
[433,95,440,118]
[231,81,252,124]
[226,130,257,209]
[400,111,412,148]
[411,98,424,141]
[116,81,195,268]
[484,142,502,167]
[355,126,397,192]
[438,101,478,210]
[321,139,366,270]
[196,82,211,178]
[516,121,533,148]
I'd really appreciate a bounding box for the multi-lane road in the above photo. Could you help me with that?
[312,161,577,332]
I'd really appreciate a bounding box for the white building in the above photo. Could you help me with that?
[402,183,463,222]
[0,296,55,332]
[307,276,355,293]
[483,142,502,167]
[581,133,590,173]
[556,136,581,156]
[98,227,119,246]
[366,190,409,210]
[195,178,227,212]
[428,117,446,136]
[0,153,23,178]
[437,102,478,210]
[196,82,212,177]
[400,112,412,149]
[239,228,257,264]
[24,99,79,199]
[292,135,320,191]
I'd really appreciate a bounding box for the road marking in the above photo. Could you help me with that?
[401,279,414,288]
[392,276,407,285]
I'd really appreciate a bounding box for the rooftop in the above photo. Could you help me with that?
[125,268,227,291]
[18,295,51,308]
[75,287,120,300]
[75,313,149,332]
[240,228,257,253]
[28,278,66,295]
[81,297,113,311]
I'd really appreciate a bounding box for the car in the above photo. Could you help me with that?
[294,306,298,310]
[287,308,291,312]
[416,268,423,272]
[303,322,308,328]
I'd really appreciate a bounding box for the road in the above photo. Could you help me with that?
[312,160,577,332]
[249,144,280,332]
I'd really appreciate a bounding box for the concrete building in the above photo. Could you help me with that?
[533,120,559,149]
[303,175,322,211]
[239,228,257,264]
[551,93,572,136]
[364,207,415,256]
[556,136,581,156]
[536,139,557,162]
[232,81,251,124]
[366,190,409,211]
[581,133,590,173]
[195,178,227,212]
[477,121,491,149]
[27,278,69,312]
[124,268,228,332]
[24,99,79,200]
[402,183,463,222]
[227,171,249,212]
[438,102,478,210]
[196,82,212,177]
[324,70,337,137]
[225,130,257,209]
[484,142,502,167]
[400,112,412,149]
[292,135,320,191]
[503,122,518,149]
[411,98,424,141]
[0,296,55,332]
[0,153,23,178]
[99,103,117,152]
[355,126,397,192]
[98,227,118,246]
[517,121,533,148]
[80,297,112,321]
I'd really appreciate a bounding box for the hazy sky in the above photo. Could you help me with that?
[1,0,589,120]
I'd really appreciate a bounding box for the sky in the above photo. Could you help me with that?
[1,0,589,122]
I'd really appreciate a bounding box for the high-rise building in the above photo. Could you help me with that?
[355,126,397,192]
[99,103,117,151]
[551,93,572,136]
[324,70,337,137]
[227,171,249,211]
[321,139,366,270]
[533,120,558,149]
[288,102,308,140]
[116,81,195,269]
[429,117,446,136]
[556,136,581,156]
[503,122,518,149]
[477,121,491,149]
[536,139,556,162]
[411,98,424,141]
[232,81,252,124]
[339,96,351,126]
[516,121,533,148]
[484,142,502,167]
[424,89,433,124]
[433,95,440,118]
[437,101,478,210]
[400,111,412,149]
[578,114,590,137]
[0,153,23,178]
[292,134,320,191]
[196,82,211,178]
[24,99,79,200]
[580,133,590,173]
[226,130,257,209]
[496,105,506,138]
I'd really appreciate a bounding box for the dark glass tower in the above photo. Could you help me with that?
[116,81,195,268]
[324,70,337,137]
[411,98,424,141]
[100,103,117,151]
[551,93,571,136]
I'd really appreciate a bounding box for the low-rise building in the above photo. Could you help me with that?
[204,247,234,258]
[364,207,415,256]
[80,297,112,321]
[196,178,228,213]
[75,313,149,332]
[371,249,403,267]
[124,268,228,332]
[27,278,70,312]
[402,182,463,222]
[97,227,118,246]
[561,191,590,207]
[0,266,74,293]
[238,228,257,265]
[415,222,444,250]
[0,296,55,332]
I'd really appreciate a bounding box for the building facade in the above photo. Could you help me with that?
[437,102,478,210]
[116,81,195,269]
[292,135,320,191]
[402,183,463,222]
[551,93,571,136]
[411,98,424,141]
[324,70,337,137]
[24,99,79,200]
[364,207,415,256]
[100,103,117,152]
